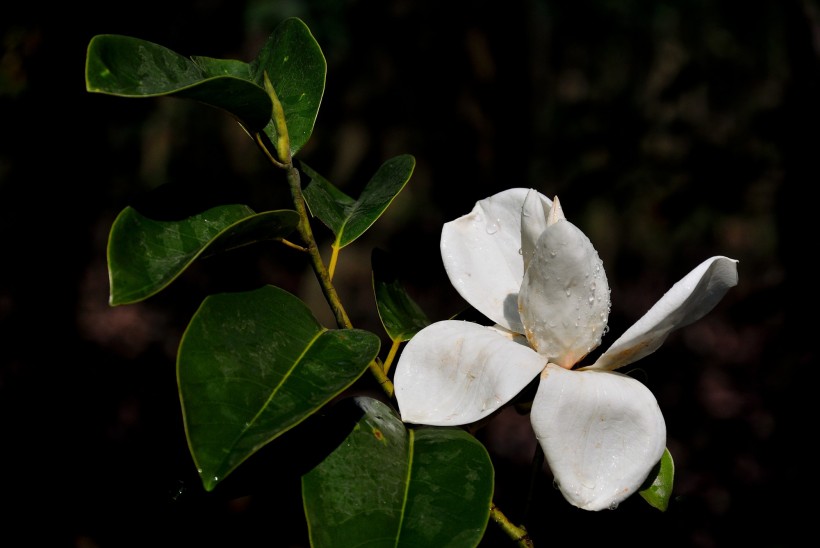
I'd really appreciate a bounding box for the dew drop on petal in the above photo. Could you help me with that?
[609,501,619,510]
[486,221,499,234]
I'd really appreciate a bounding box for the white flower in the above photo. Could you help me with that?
[394,188,738,511]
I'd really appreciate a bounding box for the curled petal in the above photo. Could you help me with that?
[442,188,552,332]
[530,364,666,511]
[394,320,545,426]
[519,219,611,368]
[588,256,739,371]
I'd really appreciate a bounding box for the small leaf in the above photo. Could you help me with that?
[639,447,675,511]
[372,248,431,341]
[178,286,380,491]
[302,154,415,249]
[251,17,326,156]
[303,397,493,548]
[107,205,299,305]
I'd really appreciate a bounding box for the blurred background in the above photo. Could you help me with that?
[1,0,815,546]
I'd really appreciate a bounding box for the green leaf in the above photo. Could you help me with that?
[302,154,415,249]
[178,286,380,491]
[303,397,493,548]
[85,35,272,130]
[107,205,299,305]
[639,447,675,511]
[86,17,326,154]
[251,17,327,157]
[372,248,431,341]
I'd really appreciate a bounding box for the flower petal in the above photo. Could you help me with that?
[519,219,611,368]
[530,364,666,511]
[442,188,552,332]
[588,256,739,371]
[394,320,545,426]
[520,189,551,272]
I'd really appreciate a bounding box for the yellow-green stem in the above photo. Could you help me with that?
[382,339,402,375]
[328,244,340,281]
[490,503,533,548]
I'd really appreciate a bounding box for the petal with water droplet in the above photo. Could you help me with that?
[588,256,738,371]
[394,320,545,426]
[519,219,610,368]
[530,364,666,511]
[441,189,552,332]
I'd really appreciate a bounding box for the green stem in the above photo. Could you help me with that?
[285,165,351,328]
[284,164,395,397]
[490,503,533,548]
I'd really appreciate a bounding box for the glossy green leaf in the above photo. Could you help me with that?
[303,397,493,548]
[251,17,327,157]
[107,205,299,305]
[372,248,431,341]
[85,34,271,130]
[86,18,326,154]
[179,286,380,491]
[639,447,675,511]
[302,154,415,249]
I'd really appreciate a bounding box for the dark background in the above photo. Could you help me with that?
[1,1,815,546]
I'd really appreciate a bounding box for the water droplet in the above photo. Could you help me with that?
[588,296,594,304]
[565,288,572,297]
[518,248,523,255]
[550,250,557,257]
[486,221,499,235]
[552,479,561,490]
[608,501,619,510]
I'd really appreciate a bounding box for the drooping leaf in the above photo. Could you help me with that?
[301,154,415,249]
[372,248,430,341]
[639,447,675,511]
[303,397,493,548]
[86,18,326,154]
[178,286,380,491]
[107,205,299,305]
[251,17,327,157]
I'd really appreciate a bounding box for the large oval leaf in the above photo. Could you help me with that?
[302,154,416,249]
[107,205,299,305]
[303,397,493,548]
[178,286,380,491]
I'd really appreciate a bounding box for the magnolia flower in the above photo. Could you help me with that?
[394,188,738,511]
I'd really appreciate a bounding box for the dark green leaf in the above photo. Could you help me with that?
[639,447,675,511]
[179,286,380,491]
[251,17,326,156]
[107,205,299,305]
[303,397,493,548]
[372,248,430,341]
[302,154,415,248]
[86,17,326,152]
[85,35,272,130]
